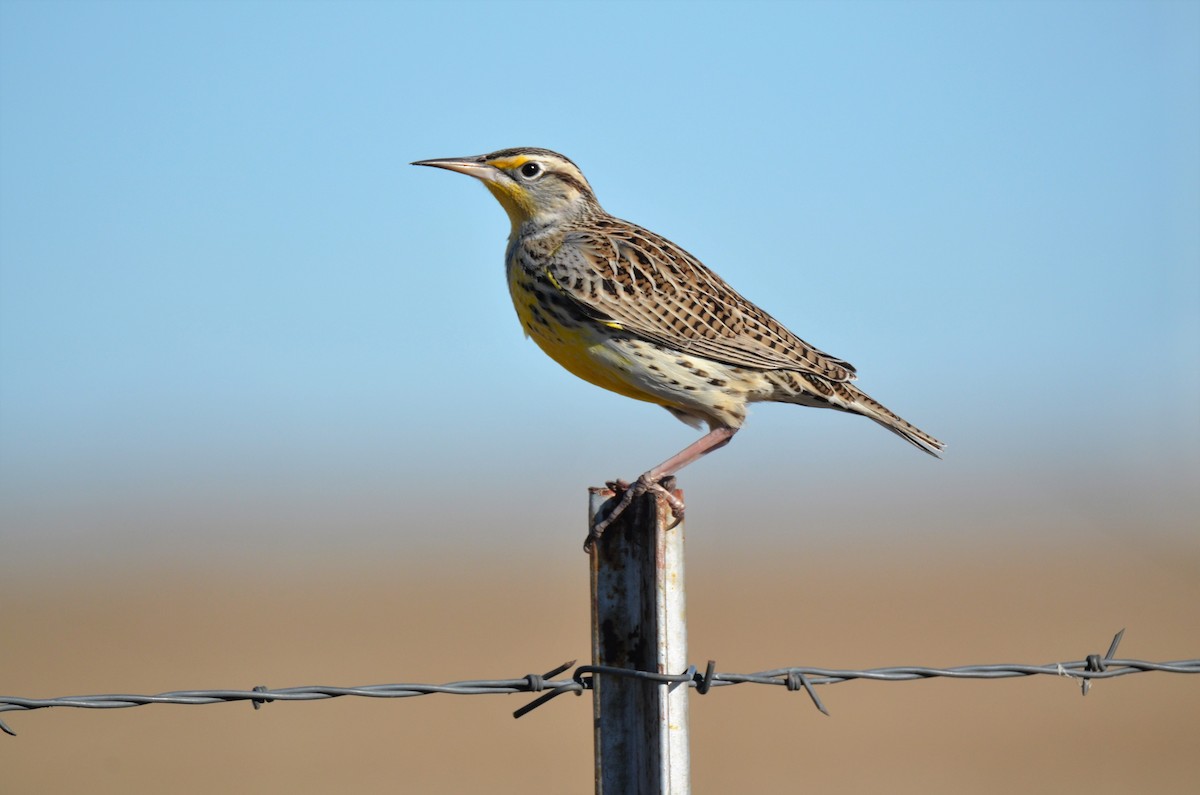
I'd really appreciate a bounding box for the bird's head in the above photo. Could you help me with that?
[412,147,599,230]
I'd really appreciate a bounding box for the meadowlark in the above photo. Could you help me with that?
[413,148,943,547]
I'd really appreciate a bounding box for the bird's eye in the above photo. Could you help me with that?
[520,162,542,179]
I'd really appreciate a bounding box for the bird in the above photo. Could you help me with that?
[412,147,943,548]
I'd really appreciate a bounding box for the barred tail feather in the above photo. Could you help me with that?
[765,371,944,458]
[843,384,944,458]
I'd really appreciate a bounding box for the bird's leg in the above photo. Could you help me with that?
[585,427,737,550]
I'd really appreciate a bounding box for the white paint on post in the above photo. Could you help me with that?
[589,486,691,795]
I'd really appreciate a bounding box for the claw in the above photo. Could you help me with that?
[584,474,685,551]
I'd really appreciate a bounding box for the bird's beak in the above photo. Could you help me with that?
[411,156,500,182]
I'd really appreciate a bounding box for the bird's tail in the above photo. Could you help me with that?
[842,382,944,458]
[766,372,945,458]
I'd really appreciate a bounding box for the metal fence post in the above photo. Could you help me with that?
[589,485,690,795]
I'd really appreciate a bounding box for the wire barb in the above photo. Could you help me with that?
[250,685,271,710]
[786,669,830,716]
[512,661,581,719]
[696,660,717,695]
[1084,628,1124,696]
[1105,629,1126,660]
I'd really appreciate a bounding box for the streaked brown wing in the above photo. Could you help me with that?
[544,218,857,381]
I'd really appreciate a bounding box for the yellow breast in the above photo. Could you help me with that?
[507,268,670,406]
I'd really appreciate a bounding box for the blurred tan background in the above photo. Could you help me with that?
[5,506,1197,794]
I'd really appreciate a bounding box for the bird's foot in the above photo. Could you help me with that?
[584,474,684,552]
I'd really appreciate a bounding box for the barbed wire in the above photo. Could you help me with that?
[3,630,1197,735]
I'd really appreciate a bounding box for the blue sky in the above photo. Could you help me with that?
[1,0,1197,563]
